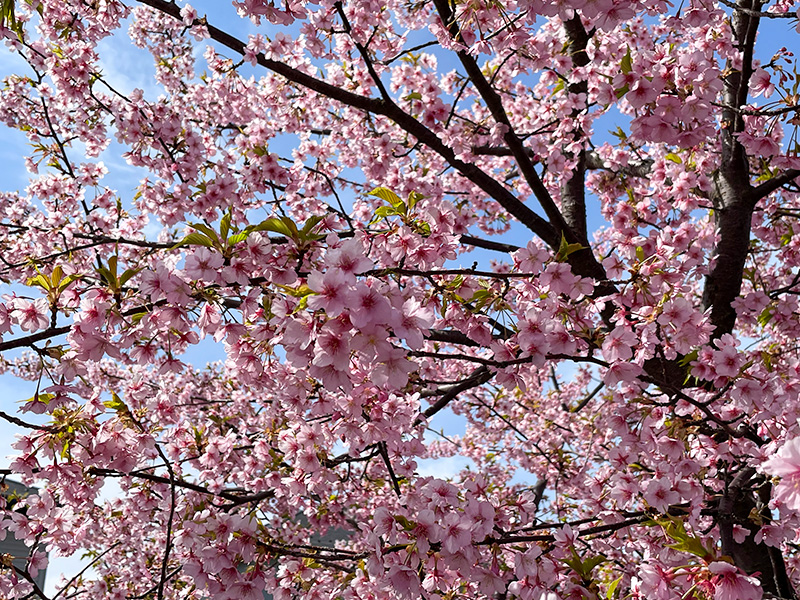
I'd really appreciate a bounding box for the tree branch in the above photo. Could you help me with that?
[749,169,800,204]
[429,0,569,239]
[135,0,560,248]
[702,0,764,337]
[417,365,494,424]
[459,234,521,253]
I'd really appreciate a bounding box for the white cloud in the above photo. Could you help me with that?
[416,454,475,479]
[95,19,161,99]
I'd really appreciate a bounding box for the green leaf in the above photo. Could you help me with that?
[562,556,584,574]
[471,289,495,310]
[393,515,413,530]
[21,392,55,406]
[227,232,249,246]
[187,222,219,242]
[407,191,424,210]
[276,283,315,298]
[665,153,682,164]
[400,53,420,65]
[103,392,128,413]
[583,555,606,573]
[757,305,775,327]
[50,265,64,286]
[678,348,699,367]
[404,92,422,101]
[369,187,404,210]
[1,0,23,41]
[96,265,117,288]
[620,47,632,74]
[171,232,215,250]
[373,206,402,221]
[301,215,324,234]
[556,232,585,262]
[108,255,118,276]
[762,349,775,372]
[614,83,630,99]
[27,273,52,290]
[414,219,431,236]
[293,295,310,314]
[118,268,140,287]
[607,575,623,600]
[249,216,299,240]
[666,538,709,558]
[220,211,233,241]
[300,215,325,240]
[655,515,714,560]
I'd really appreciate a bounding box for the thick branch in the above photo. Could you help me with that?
[718,468,797,598]
[87,467,274,504]
[703,0,762,337]
[559,15,591,244]
[702,202,754,335]
[426,329,481,346]
[135,0,560,247]
[475,146,653,179]
[459,234,521,253]
[0,325,71,353]
[429,0,570,240]
[749,169,800,203]
[417,365,494,423]
[584,151,653,178]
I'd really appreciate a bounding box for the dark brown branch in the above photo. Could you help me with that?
[718,0,799,17]
[703,0,763,337]
[409,349,609,368]
[52,542,122,600]
[72,233,175,249]
[459,234,521,253]
[425,329,481,347]
[718,468,797,598]
[135,0,560,247]
[562,381,604,413]
[417,365,493,424]
[0,410,57,432]
[333,2,392,102]
[379,267,539,278]
[256,540,367,563]
[11,564,51,600]
[429,0,570,241]
[560,15,593,246]
[383,40,439,65]
[475,145,653,179]
[377,442,402,496]
[0,325,71,353]
[86,467,273,504]
[481,513,652,545]
[749,169,800,204]
[584,151,653,178]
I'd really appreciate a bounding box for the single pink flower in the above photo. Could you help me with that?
[708,561,762,600]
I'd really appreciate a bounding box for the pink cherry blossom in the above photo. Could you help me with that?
[10,297,50,332]
[708,562,762,600]
[307,270,351,317]
[184,247,224,283]
[762,437,800,511]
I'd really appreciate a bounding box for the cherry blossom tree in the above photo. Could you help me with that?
[2,0,800,598]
